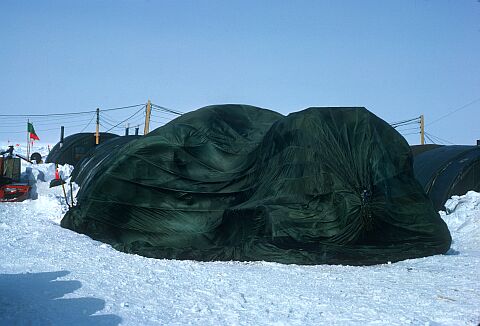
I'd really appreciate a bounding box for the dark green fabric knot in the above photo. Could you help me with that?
[360,188,373,230]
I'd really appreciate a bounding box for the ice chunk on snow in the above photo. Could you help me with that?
[444,191,480,214]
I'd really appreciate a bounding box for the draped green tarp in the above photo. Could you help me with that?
[61,105,451,265]
[71,135,141,187]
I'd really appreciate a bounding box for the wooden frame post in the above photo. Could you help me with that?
[144,100,151,135]
[95,108,100,145]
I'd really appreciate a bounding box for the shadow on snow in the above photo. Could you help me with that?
[0,270,121,325]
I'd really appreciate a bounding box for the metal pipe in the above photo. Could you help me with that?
[60,126,65,148]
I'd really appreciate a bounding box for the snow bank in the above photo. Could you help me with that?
[18,162,74,202]
[440,191,480,253]
[21,163,74,183]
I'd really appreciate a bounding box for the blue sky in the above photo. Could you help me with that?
[0,0,479,144]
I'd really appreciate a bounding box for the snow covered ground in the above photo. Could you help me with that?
[1,145,479,325]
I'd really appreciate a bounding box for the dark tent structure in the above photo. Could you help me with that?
[61,105,451,265]
[413,145,480,211]
[71,135,141,187]
[410,144,443,157]
[46,132,118,166]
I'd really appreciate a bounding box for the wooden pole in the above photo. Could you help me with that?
[144,100,151,135]
[70,181,74,207]
[56,163,70,208]
[95,108,100,145]
[420,114,425,145]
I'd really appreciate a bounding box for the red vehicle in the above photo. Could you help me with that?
[0,146,31,202]
[0,183,31,202]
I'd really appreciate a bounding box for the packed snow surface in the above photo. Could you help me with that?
[0,145,479,325]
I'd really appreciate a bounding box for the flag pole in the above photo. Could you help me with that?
[27,119,30,159]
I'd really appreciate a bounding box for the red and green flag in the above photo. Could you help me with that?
[27,122,40,141]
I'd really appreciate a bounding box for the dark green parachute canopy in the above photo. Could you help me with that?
[62,104,451,265]
[71,135,141,187]
[46,132,119,166]
[412,145,480,211]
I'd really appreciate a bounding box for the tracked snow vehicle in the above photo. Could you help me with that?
[0,146,31,202]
